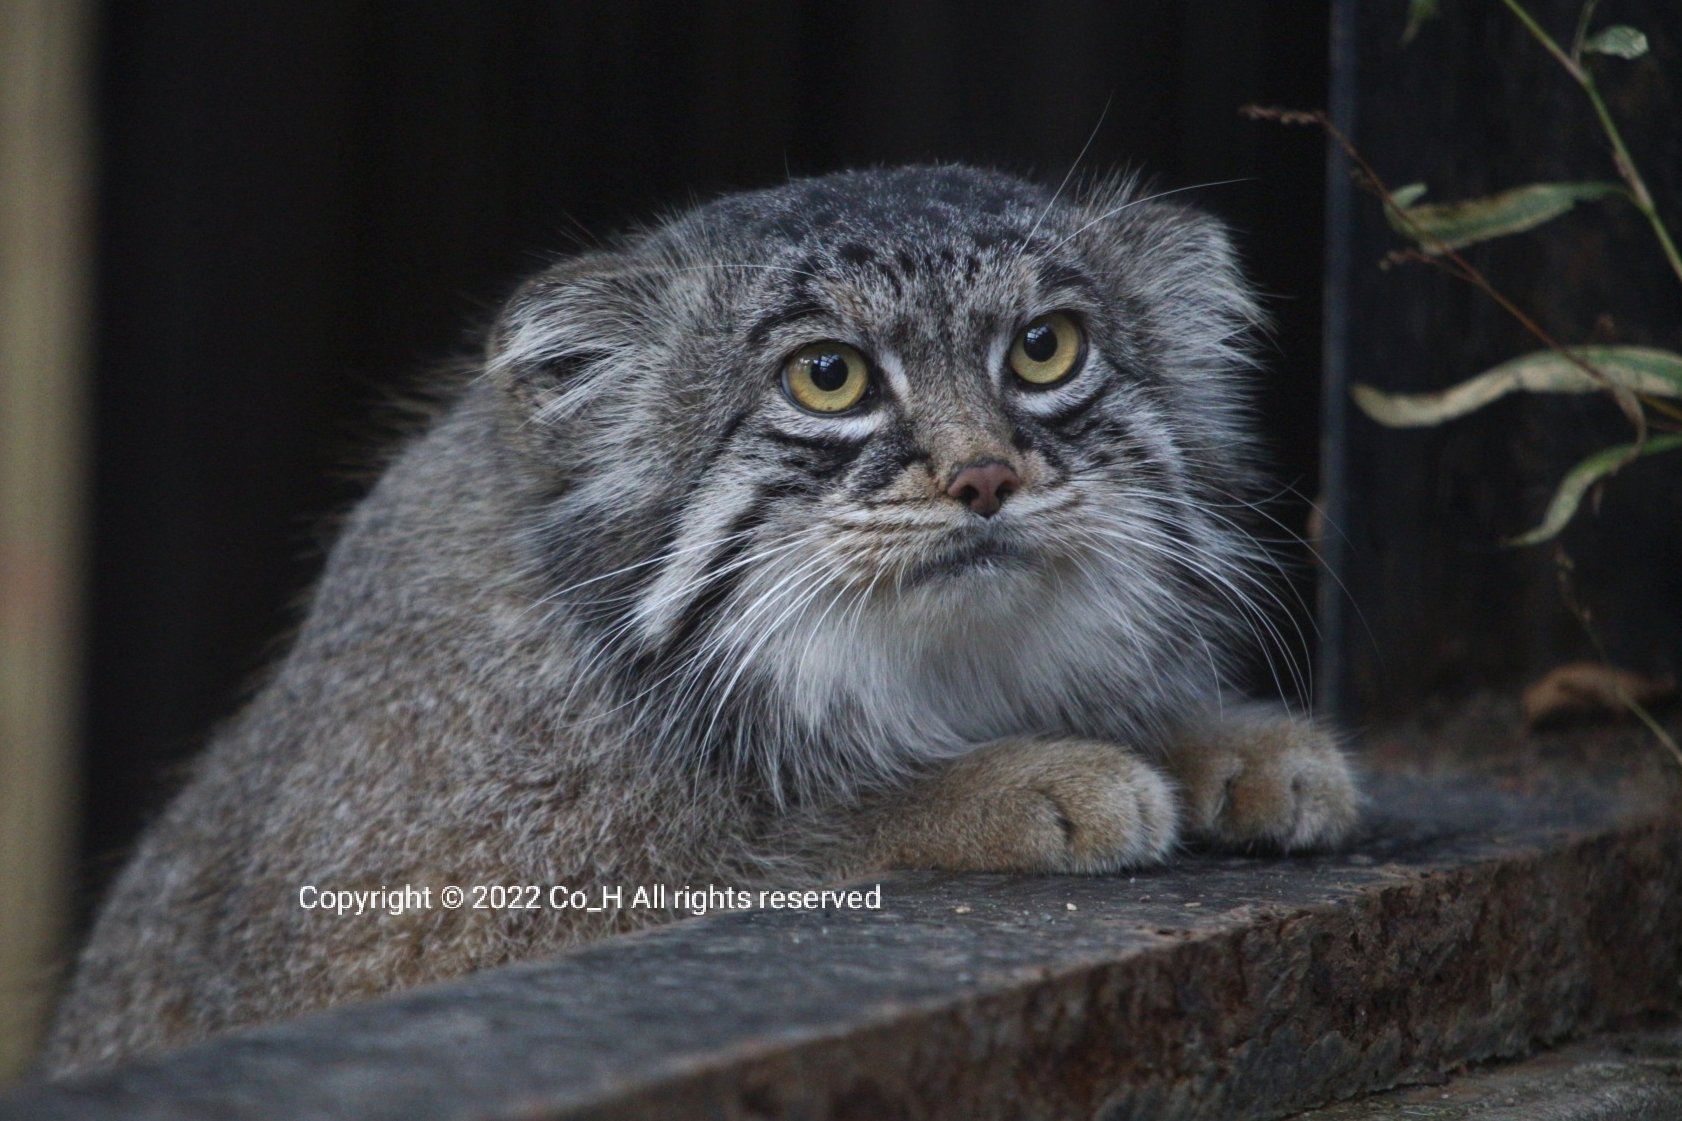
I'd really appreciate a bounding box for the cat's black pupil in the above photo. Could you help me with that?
[810,354,850,392]
[1023,323,1058,362]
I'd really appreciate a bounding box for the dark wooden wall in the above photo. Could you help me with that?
[83,2,1332,896]
[1323,0,1682,720]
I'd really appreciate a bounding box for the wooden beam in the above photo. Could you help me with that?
[0,0,92,1087]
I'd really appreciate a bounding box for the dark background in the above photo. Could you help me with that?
[76,0,1682,922]
[1325,0,1682,720]
[84,1,1334,902]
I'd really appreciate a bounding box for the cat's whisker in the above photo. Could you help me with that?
[1072,512,1291,646]
[1194,480,1377,652]
[789,577,864,689]
[1118,517,1309,668]
[1062,526,1272,709]
[517,528,759,625]
[1137,492,1325,641]
[1012,96,1113,270]
[1046,178,1252,256]
[655,529,840,733]
[584,530,817,653]
[701,563,841,773]
[556,529,831,728]
[1077,518,1311,705]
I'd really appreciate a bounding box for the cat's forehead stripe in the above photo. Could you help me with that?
[744,297,827,348]
[1032,259,1100,298]
[737,250,1093,359]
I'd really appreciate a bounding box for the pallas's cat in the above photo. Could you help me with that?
[44,166,1356,1075]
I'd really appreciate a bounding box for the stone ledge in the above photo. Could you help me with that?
[5,709,1680,1120]
[1291,1025,1682,1120]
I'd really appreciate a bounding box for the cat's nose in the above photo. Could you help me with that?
[946,459,1021,517]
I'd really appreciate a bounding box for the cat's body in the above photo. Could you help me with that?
[43,166,1356,1075]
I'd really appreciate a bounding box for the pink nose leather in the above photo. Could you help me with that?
[946,460,1021,517]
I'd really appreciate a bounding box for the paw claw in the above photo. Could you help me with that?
[893,738,1180,874]
[1029,749,1178,873]
[1169,710,1358,852]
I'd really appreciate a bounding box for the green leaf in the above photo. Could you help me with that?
[1386,181,1625,253]
[1403,0,1440,45]
[1506,433,1682,546]
[1389,182,1429,209]
[1351,347,1682,427]
[1582,25,1649,59]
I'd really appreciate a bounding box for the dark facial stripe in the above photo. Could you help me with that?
[1066,397,1136,443]
[693,405,757,477]
[778,448,862,481]
[699,403,866,487]
[757,428,870,480]
[1038,380,1113,427]
[1034,260,1098,298]
[759,427,864,452]
[845,423,928,498]
[1009,420,1069,480]
[837,243,874,267]
[745,295,827,347]
[648,507,770,663]
[1077,414,1175,491]
[647,475,821,661]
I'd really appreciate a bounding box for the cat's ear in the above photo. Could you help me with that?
[1077,182,1265,373]
[1135,201,1261,333]
[485,252,661,430]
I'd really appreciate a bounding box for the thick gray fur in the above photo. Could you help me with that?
[42,166,1357,1075]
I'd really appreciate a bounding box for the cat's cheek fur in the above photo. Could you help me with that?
[1161,704,1360,851]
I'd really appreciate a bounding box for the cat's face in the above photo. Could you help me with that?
[490,166,1269,790]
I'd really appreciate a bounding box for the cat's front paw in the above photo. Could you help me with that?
[1166,708,1358,851]
[877,738,1179,874]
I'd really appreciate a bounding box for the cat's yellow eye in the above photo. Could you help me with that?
[783,342,871,413]
[1009,312,1085,387]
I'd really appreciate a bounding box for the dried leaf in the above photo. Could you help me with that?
[1386,181,1625,252]
[1351,346,1682,428]
[1506,433,1682,546]
[1522,661,1676,728]
[1582,25,1649,59]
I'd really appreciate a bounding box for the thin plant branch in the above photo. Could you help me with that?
[1568,0,1600,63]
[1503,0,1682,290]
[1241,104,1649,448]
[1555,549,1682,773]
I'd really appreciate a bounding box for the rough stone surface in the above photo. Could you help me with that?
[4,706,1680,1120]
[1291,1026,1682,1120]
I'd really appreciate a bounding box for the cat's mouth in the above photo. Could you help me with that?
[904,533,1031,585]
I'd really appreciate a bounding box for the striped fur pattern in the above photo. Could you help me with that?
[42,167,1356,1075]
[494,167,1270,797]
